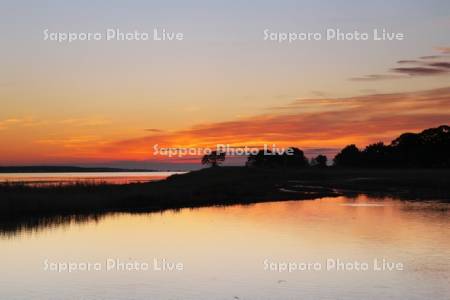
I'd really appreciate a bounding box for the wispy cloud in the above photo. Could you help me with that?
[350,48,450,81]
[102,87,450,161]
[3,88,449,164]
[429,62,450,69]
[0,118,43,130]
[59,117,111,127]
[436,47,450,54]
[350,74,404,81]
[391,67,448,76]
[144,128,163,133]
[397,60,420,64]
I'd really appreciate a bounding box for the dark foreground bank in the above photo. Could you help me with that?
[1,167,450,218]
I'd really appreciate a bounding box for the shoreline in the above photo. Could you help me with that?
[1,167,449,217]
[0,166,158,173]
[1,167,449,236]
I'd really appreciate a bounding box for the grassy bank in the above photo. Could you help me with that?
[1,167,449,218]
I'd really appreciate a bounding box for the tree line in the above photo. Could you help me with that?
[201,125,450,168]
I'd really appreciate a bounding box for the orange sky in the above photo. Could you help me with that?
[1,1,449,168]
[1,86,449,167]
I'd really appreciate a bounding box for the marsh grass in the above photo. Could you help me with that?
[1,167,449,219]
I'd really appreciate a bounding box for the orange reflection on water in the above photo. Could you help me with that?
[0,172,183,186]
[0,196,449,299]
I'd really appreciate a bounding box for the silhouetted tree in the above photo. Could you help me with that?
[246,150,271,167]
[283,147,309,167]
[247,125,449,169]
[362,142,393,168]
[390,132,422,167]
[390,125,450,167]
[333,144,362,167]
[201,151,226,167]
[246,147,308,168]
[333,125,449,168]
[311,155,327,168]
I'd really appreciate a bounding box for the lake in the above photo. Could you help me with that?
[0,196,449,299]
[0,172,184,186]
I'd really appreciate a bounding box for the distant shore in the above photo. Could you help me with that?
[0,166,156,173]
[1,167,449,219]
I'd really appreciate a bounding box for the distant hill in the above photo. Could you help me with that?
[0,166,155,173]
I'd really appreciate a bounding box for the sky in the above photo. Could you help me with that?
[0,0,449,169]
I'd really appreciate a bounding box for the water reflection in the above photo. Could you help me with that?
[0,172,183,186]
[0,196,449,299]
[0,214,106,238]
[1,195,448,238]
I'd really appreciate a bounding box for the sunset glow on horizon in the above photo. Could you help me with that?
[1,1,449,168]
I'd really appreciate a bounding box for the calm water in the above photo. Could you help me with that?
[0,172,184,186]
[0,196,449,299]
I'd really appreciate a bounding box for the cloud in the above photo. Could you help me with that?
[0,118,22,130]
[429,62,450,69]
[397,60,420,64]
[391,67,448,76]
[37,136,102,148]
[0,118,43,130]
[59,117,111,126]
[310,91,327,97]
[144,128,163,132]
[4,88,448,164]
[436,47,450,54]
[419,55,442,60]
[350,48,450,81]
[102,87,450,161]
[350,74,405,81]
